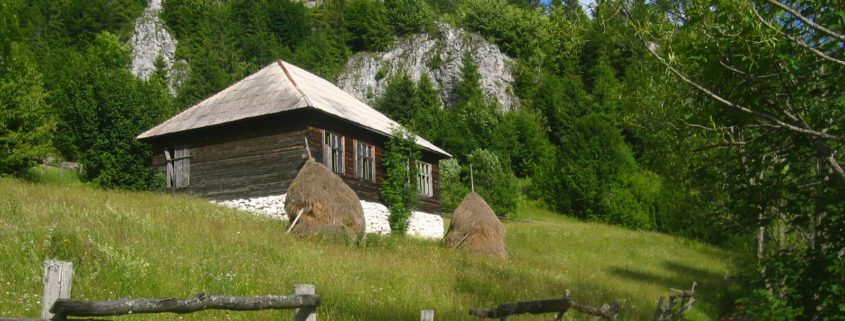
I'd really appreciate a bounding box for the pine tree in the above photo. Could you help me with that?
[377,71,417,124]
[0,45,54,175]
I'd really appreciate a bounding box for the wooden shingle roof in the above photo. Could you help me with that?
[137,60,451,157]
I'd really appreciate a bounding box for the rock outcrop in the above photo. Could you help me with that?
[127,0,183,94]
[337,22,518,111]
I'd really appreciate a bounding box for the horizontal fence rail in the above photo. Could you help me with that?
[1,260,697,321]
[469,291,620,321]
[50,293,321,317]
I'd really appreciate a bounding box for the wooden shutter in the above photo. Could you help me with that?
[322,130,330,167]
[353,140,360,178]
[173,145,190,188]
[164,148,173,189]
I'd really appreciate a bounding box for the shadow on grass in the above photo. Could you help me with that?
[608,260,724,290]
[608,260,732,318]
[451,257,641,320]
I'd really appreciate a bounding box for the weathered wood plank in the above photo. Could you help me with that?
[50,294,320,317]
[470,298,571,318]
[42,260,73,320]
[420,309,435,321]
[470,297,619,320]
[293,285,316,321]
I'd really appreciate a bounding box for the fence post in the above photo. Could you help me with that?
[293,284,316,321]
[421,309,435,321]
[41,260,73,321]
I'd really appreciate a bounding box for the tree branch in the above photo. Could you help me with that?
[764,0,845,42]
[639,38,845,142]
[827,154,845,183]
[751,4,845,67]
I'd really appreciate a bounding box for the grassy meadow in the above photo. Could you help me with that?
[0,171,736,320]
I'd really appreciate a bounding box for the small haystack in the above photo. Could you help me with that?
[444,192,507,258]
[284,158,365,239]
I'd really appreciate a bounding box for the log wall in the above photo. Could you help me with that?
[306,113,443,213]
[148,109,444,212]
[151,112,310,201]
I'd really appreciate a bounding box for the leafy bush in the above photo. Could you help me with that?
[50,32,173,190]
[467,149,518,217]
[381,128,420,234]
[439,158,469,212]
[492,108,554,178]
[536,114,660,229]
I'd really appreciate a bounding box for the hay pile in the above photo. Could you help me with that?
[284,159,365,239]
[443,192,507,258]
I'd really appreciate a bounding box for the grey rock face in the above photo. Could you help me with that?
[337,22,518,111]
[128,0,183,94]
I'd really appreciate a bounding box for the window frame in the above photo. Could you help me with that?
[416,161,433,197]
[323,130,344,174]
[355,140,376,182]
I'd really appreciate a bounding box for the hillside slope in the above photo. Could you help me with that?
[0,178,733,320]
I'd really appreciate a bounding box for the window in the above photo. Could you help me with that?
[416,161,432,197]
[356,141,375,181]
[323,131,344,174]
[164,145,190,189]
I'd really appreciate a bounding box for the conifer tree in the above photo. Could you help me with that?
[0,45,54,175]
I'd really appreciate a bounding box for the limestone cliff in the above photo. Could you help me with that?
[337,22,518,110]
[127,0,183,94]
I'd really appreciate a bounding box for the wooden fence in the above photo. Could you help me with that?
[0,260,696,321]
[468,283,698,321]
[1,260,319,321]
[469,289,621,321]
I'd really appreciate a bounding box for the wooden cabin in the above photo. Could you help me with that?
[137,60,451,213]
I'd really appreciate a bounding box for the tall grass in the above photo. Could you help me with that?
[0,177,735,320]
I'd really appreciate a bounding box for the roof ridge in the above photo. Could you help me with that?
[277,60,314,107]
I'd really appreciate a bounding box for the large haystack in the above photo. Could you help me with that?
[284,159,365,239]
[444,192,507,258]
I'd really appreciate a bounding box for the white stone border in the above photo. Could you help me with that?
[211,194,444,239]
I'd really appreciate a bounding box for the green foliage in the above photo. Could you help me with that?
[536,114,658,228]
[456,0,548,58]
[738,289,803,321]
[492,109,554,178]
[439,158,468,211]
[377,72,445,143]
[525,72,591,145]
[344,0,393,52]
[49,32,173,189]
[0,45,54,175]
[436,53,499,159]
[20,0,146,48]
[377,71,417,124]
[588,55,622,116]
[291,31,350,80]
[381,128,420,234]
[385,0,435,36]
[467,149,518,217]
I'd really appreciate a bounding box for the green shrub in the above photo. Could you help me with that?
[536,114,661,229]
[467,149,518,217]
[439,158,469,212]
[381,128,420,234]
[50,32,174,190]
